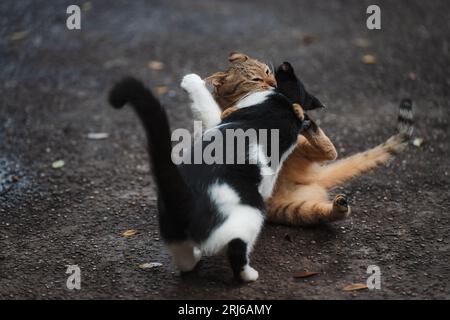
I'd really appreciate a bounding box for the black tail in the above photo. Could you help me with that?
[109,77,192,217]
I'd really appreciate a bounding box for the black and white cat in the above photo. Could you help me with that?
[108,63,309,282]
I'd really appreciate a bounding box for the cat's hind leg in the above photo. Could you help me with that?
[227,238,259,282]
[202,183,264,282]
[317,134,409,189]
[200,205,263,282]
[167,241,202,272]
[205,211,262,282]
[267,185,350,225]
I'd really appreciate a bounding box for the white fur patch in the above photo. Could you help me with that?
[236,90,273,109]
[201,182,264,256]
[248,143,275,199]
[208,182,241,208]
[250,142,297,200]
[240,265,259,282]
[181,73,222,130]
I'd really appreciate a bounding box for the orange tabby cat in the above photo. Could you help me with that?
[199,53,413,226]
[205,52,277,111]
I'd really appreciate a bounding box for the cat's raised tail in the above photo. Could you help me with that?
[108,78,192,217]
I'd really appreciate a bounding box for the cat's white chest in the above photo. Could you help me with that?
[248,143,278,200]
[258,170,277,199]
[256,142,297,200]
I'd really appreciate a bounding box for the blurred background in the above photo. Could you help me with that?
[0,0,449,299]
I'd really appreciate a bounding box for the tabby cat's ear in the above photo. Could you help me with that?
[204,72,227,87]
[228,52,249,63]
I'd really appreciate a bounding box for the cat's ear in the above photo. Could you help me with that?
[228,52,249,63]
[204,72,227,87]
[278,61,294,73]
[302,92,326,110]
[275,62,296,81]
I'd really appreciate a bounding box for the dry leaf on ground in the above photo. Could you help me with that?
[148,60,164,70]
[52,160,65,169]
[293,271,320,278]
[139,262,163,269]
[122,229,138,237]
[362,54,376,64]
[87,132,109,140]
[342,283,368,291]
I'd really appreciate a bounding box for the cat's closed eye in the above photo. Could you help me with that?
[252,77,263,82]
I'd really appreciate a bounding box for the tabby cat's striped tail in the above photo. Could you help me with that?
[397,98,414,138]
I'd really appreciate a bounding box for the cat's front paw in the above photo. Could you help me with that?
[240,265,259,282]
[181,74,205,93]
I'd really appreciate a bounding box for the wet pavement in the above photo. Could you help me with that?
[0,0,449,299]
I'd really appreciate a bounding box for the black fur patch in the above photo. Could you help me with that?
[275,62,325,110]
[227,238,248,281]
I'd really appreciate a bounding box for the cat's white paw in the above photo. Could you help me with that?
[240,265,259,282]
[181,74,204,92]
